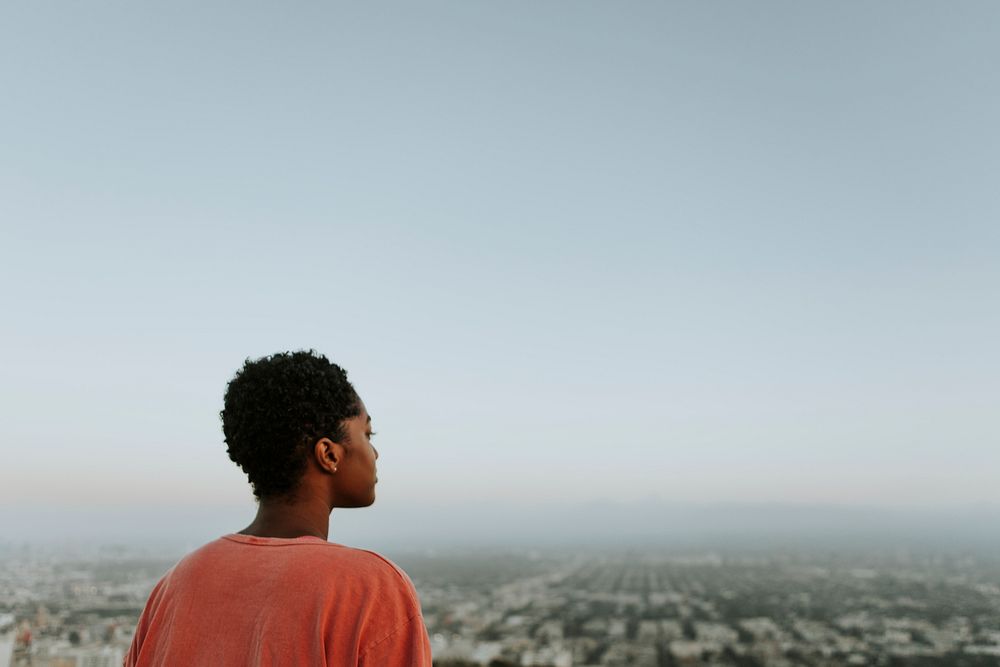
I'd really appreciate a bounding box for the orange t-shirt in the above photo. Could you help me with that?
[124,534,433,666]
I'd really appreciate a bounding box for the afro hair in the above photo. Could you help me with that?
[220,350,361,500]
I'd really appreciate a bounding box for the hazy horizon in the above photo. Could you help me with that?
[4,499,1000,558]
[2,1,998,543]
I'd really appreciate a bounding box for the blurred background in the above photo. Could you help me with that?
[1,2,998,665]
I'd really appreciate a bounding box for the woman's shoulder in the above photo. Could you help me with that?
[175,535,417,596]
[350,548,418,591]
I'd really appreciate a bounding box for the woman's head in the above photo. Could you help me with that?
[221,350,362,501]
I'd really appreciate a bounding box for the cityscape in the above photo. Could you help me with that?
[2,541,999,666]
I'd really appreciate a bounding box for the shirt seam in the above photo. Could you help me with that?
[357,612,423,661]
[220,535,348,548]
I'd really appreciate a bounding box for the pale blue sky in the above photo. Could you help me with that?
[1,2,998,535]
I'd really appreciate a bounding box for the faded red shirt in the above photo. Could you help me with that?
[124,534,432,666]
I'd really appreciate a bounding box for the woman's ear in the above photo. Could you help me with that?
[314,438,343,474]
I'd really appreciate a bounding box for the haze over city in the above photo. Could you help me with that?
[1,2,998,551]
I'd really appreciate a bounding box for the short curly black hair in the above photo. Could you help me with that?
[220,350,361,500]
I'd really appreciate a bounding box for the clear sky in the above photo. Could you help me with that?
[1,2,998,541]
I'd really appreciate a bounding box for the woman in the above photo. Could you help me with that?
[124,351,433,666]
